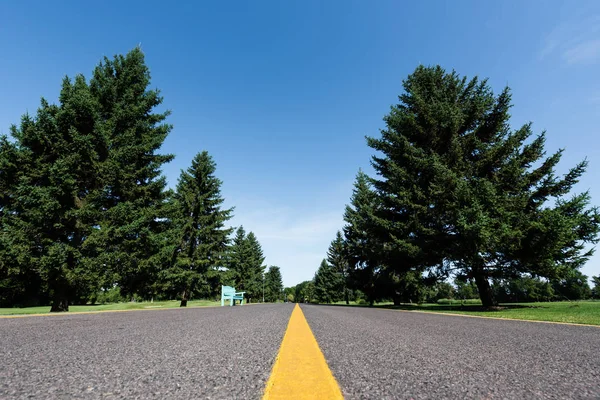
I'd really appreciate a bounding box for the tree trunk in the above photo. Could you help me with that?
[473,271,497,308]
[180,289,188,307]
[50,289,69,312]
[344,287,349,305]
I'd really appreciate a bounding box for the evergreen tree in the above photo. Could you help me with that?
[264,265,283,302]
[367,65,600,307]
[163,151,233,307]
[314,259,343,303]
[227,227,266,302]
[84,48,174,300]
[1,74,106,311]
[327,231,349,304]
[592,276,600,299]
[245,232,266,302]
[343,170,384,306]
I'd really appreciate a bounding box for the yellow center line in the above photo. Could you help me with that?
[263,304,344,400]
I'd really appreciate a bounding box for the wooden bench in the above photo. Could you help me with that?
[221,285,245,306]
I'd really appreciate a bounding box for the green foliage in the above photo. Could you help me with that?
[436,298,482,305]
[291,280,315,303]
[491,277,555,303]
[0,48,274,311]
[1,69,112,311]
[161,151,233,306]
[227,227,266,302]
[427,281,454,303]
[592,276,600,299]
[364,65,600,307]
[314,259,343,303]
[454,278,479,300]
[84,48,174,302]
[327,231,349,304]
[283,287,295,302]
[343,171,383,306]
[264,266,283,302]
[550,269,592,301]
[94,286,126,305]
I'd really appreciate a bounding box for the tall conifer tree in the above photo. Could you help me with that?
[164,151,233,306]
[367,66,600,306]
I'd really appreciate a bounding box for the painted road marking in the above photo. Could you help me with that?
[263,303,343,400]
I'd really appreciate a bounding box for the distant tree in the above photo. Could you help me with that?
[245,232,266,302]
[227,228,265,302]
[264,266,283,302]
[551,269,592,301]
[592,276,600,299]
[163,151,233,307]
[293,280,315,303]
[429,281,454,302]
[454,278,479,300]
[314,259,342,304]
[367,65,600,307]
[343,170,383,306]
[492,276,555,303]
[283,287,295,302]
[327,231,349,304]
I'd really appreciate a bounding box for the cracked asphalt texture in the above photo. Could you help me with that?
[0,304,293,399]
[301,304,600,399]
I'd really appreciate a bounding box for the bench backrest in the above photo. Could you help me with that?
[222,285,236,296]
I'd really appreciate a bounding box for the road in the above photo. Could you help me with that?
[1,304,599,399]
[302,304,600,399]
[0,304,292,399]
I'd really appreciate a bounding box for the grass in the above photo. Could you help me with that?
[0,299,221,316]
[331,300,600,326]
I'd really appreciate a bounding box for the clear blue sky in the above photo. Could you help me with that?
[1,1,599,286]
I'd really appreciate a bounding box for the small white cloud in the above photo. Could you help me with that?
[563,39,600,65]
[541,15,600,65]
[225,197,345,287]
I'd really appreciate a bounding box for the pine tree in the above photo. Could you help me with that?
[164,151,233,307]
[1,73,107,311]
[245,232,266,302]
[313,259,343,304]
[85,48,174,300]
[327,231,349,304]
[227,227,266,302]
[367,65,600,307]
[0,136,43,307]
[343,170,384,306]
[264,266,283,302]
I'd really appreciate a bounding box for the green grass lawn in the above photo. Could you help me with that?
[0,299,221,316]
[331,300,600,326]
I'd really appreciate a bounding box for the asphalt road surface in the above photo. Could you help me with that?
[0,304,292,399]
[302,304,600,399]
[1,304,599,399]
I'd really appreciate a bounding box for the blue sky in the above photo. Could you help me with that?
[1,0,600,286]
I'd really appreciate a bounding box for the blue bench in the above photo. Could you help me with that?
[221,285,245,306]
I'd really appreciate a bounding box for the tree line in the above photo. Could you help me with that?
[289,66,600,307]
[0,48,283,311]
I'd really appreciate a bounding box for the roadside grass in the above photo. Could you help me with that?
[331,300,600,326]
[0,299,221,316]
